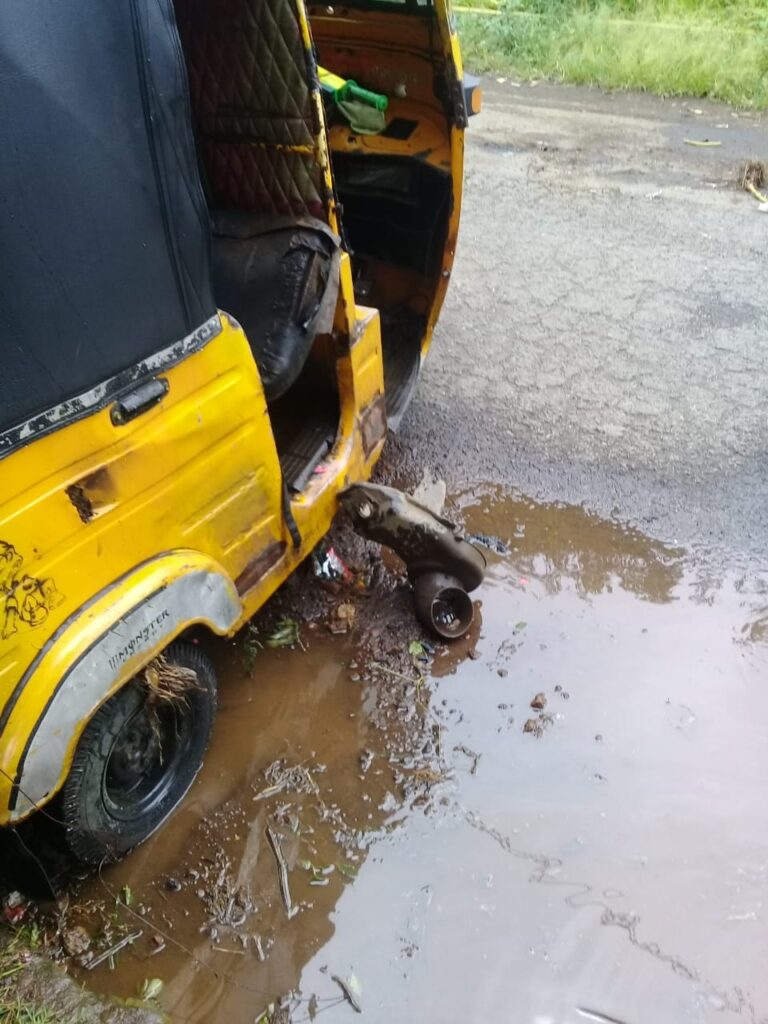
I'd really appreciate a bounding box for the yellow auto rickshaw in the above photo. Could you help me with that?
[0,0,479,864]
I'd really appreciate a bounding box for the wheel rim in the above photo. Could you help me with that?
[102,699,193,822]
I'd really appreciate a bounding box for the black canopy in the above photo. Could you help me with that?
[0,0,215,451]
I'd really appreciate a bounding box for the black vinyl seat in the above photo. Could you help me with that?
[210,210,339,401]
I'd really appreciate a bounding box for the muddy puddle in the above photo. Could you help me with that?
[59,488,768,1024]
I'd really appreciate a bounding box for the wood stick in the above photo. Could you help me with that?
[85,930,142,970]
[266,827,294,918]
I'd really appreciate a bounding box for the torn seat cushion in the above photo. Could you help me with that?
[211,210,340,401]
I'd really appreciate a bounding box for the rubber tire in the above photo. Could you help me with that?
[61,643,216,866]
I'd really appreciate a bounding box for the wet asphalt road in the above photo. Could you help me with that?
[395,80,768,559]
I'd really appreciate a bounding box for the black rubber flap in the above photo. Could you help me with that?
[0,0,215,440]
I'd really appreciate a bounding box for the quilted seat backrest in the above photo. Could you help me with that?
[174,0,327,219]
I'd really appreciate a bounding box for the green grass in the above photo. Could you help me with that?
[0,998,56,1024]
[0,940,56,1024]
[457,0,768,108]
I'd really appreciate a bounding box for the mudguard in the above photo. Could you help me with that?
[0,551,241,823]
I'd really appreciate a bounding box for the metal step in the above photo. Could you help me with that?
[277,418,336,492]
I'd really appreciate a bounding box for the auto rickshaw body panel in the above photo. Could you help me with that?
[0,300,385,823]
[0,0,472,837]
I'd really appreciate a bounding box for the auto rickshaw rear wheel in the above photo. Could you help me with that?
[61,642,217,865]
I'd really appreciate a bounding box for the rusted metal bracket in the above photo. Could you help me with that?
[340,482,486,638]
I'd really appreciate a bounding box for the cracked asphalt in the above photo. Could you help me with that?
[394,80,768,558]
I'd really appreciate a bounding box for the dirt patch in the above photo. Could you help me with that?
[0,928,162,1023]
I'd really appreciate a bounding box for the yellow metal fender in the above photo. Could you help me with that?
[0,551,241,824]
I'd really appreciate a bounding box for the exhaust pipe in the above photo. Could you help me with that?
[413,572,474,639]
[340,482,486,641]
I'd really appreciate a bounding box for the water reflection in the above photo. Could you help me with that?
[457,487,685,603]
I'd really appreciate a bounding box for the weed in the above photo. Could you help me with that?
[458,0,768,108]
[741,159,768,201]
[242,624,263,673]
[0,998,57,1024]
[142,653,201,707]
[0,940,55,1024]
[264,617,302,649]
